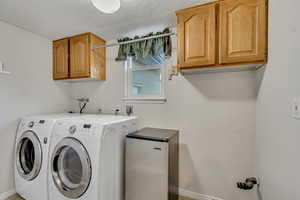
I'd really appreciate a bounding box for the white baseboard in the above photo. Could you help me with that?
[0,188,215,200]
[179,188,224,200]
[0,188,222,200]
[0,189,16,200]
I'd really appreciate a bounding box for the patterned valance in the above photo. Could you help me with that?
[115,28,172,62]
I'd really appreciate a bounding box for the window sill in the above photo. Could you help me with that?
[123,98,167,104]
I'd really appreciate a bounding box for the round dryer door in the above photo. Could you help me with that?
[51,138,91,199]
[16,130,42,181]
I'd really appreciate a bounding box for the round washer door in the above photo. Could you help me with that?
[16,130,42,181]
[51,137,92,199]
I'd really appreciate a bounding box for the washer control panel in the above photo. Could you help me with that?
[69,124,93,134]
[55,122,97,137]
[24,119,47,129]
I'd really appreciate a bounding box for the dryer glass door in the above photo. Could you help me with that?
[51,138,91,199]
[16,131,42,181]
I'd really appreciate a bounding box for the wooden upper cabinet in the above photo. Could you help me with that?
[219,0,267,64]
[176,3,217,68]
[53,39,69,80]
[176,0,268,70]
[70,34,90,78]
[53,32,106,81]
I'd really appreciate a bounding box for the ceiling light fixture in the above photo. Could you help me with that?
[90,0,120,14]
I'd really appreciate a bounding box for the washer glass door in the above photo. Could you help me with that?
[51,138,91,199]
[16,131,42,181]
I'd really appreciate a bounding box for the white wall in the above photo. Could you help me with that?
[256,0,300,199]
[70,35,257,200]
[0,19,259,200]
[0,21,71,193]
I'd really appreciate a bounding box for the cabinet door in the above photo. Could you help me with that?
[70,34,90,78]
[90,33,106,80]
[219,0,267,64]
[53,39,69,80]
[177,3,216,68]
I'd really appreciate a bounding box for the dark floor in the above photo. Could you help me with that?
[6,194,24,200]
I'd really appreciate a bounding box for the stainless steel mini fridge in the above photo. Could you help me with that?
[126,128,179,200]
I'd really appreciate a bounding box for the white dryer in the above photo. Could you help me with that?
[48,115,138,200]
[15,114,80,200]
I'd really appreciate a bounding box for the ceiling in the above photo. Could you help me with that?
[0,0,207,41]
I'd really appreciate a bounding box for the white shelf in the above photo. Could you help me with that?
[0,71,10,75]
[180,64,265,75]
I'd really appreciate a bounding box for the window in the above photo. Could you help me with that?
[124,57,166,103]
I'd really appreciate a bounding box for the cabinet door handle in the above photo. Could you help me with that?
[153,147,162,151]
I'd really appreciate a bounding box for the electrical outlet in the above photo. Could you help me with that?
[112,104,122,115]
[168,65,178,80]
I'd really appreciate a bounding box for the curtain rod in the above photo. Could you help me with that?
[92,32,176,50]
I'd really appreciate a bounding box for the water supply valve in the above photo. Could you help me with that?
[237,177,259,190]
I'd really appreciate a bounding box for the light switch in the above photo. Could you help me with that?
[0,61,3,71]
[292,98,300,119]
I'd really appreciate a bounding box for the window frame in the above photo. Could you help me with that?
[124,57,167,104]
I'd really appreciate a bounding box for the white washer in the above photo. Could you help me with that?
[48,115,138,200]
[15,114,81,200]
